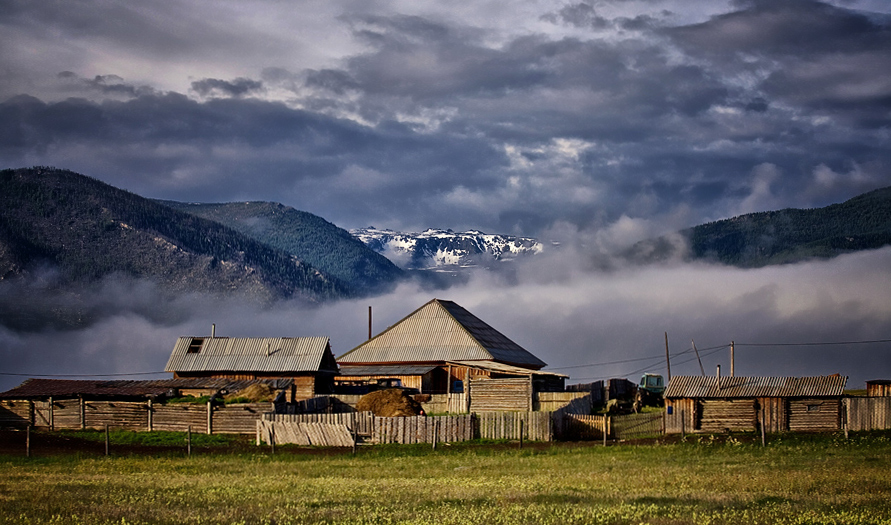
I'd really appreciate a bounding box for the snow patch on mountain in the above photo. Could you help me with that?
[350,227,543,270]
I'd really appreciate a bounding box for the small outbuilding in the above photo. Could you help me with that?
[664,375,847,434]
[866,380,891,397]
[165,336,339,401]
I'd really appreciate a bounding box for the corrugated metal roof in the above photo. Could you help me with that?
[0,378,293,399]
[165,337,336,374]
[449,360,567,379]
[337,365,439,376]
[664,375,847,399]
[338,299,547,368]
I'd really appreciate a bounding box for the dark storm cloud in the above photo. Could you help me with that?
[191,78,264,98]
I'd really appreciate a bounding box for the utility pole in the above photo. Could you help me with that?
[692,339,705,376]
[664,332,671,382]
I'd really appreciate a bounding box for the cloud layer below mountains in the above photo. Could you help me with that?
[3,246,889,392]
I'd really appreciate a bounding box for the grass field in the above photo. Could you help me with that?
[1,430,890,525]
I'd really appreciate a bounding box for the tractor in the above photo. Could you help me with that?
[634,373,665,412]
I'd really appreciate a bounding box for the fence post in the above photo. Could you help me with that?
[26,424,31,458]
[519,419,524,448]
[81,397,86,430]
[147,399,153,432]
[206,401,213,435]
[187,426,192,457]
[105,424,110,456]
[49,397,54,431]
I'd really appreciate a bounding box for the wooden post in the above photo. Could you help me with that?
[147,399,153,432]
[187,426,192,457]
[519,419,524,449]
[270,424,275,455]
[432,419,438,451]
[105,424,110,456]
[80,397,86,430]
[206,400,213,435]
[49,397,54,431]
[681,409,686,438]
[760,407,766,447]
[26,424,31,458]
[602,415,607,446]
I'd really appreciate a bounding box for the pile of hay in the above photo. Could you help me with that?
[224,383,276,403]
[356,389,423,417]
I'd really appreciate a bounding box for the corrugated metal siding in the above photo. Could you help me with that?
[664,375,847,399]
[166,337,332,373]
[338,299,546,367]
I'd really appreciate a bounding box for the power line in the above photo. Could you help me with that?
[735,339,891,347]
[0,371,167,378]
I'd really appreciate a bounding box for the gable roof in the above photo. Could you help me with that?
[664,375,847,399]
[165,337,338,374]
[338,299,547,369]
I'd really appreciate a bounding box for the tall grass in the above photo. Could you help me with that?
[1,431,890,525]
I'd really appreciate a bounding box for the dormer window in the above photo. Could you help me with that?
[187,338,204,354]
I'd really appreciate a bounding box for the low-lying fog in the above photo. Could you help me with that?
[2,246,890,392]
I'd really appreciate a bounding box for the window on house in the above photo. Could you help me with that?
[187,338,204,354]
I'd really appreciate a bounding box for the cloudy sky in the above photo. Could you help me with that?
[1,0,890,391]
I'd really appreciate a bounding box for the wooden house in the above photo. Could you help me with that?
[663,375,847,434]
[165,336,339,401]
[336,299,565,403]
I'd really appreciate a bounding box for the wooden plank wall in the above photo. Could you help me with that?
[664,399,696,434]
[469,378,532,412]
[612,412,664,440]
[476,411,552,441]
[846,397,891,431]
[555,414,606,440]
[0,400,32,428]
[84,401,147,430]
[264,412,375,436]
[698,399,757,432]
[536,392,592,413]
[788,399,840,431]
[212,403,272,434]
[257,420,355,447]
[152,404,208,433]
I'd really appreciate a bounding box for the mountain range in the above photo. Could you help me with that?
[350,227,543,270]
[629,186,891,267]
[2,166,890,322]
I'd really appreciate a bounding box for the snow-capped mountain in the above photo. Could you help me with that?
[350,227,543,270]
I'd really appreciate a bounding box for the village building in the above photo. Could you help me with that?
[336,299,566,406]
[663,375,847,434]
[165,336,339,402]
[866,379,891,397]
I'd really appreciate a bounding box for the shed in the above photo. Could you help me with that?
[165,336,339,401]
[664,375,847,434]
[336,299,563,396]
[866,380,891,397]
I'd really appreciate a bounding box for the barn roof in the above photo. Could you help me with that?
[449,360,567,379]
[664,375,847,399]
[337,299,547,369]
[337,364,439,377]
[0,377,293,400]
[165,336,338,374]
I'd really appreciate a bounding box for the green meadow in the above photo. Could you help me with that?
[2,431,890,525]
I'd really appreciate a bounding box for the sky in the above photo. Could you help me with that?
[1,0,890,391]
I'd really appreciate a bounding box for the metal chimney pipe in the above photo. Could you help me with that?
[211,324,215,338]
[716,364,721,379]
[368,306,372,340]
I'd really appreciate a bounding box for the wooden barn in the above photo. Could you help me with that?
[664,375,847,434]
[336,299,565,406]
[166,336,339,401]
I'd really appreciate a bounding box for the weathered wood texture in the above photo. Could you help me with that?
[664,399,696,434]
[555,414,606,440]
[469,378,532,412]
[612,412,664,440]
[697,399,757,432]
[84,401,147,430]
[536,392,592,413]
[212,403,272,434]
[257,420,354,446]
[758,397,788,434]
[846,397,891,431]
[152,404,209,432]
[476,411,552,441]
[264,412,375,436]
[0,400,32,428]
[787,398,840,431]
[373,415,474,444]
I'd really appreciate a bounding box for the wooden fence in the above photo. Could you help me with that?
[0,399,272,434]
[612,412,664,440]
[476,411,552,441]
[846,397,891,431]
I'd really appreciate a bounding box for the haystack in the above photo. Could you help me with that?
[356,389,423,417]
[225,382,276,402]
